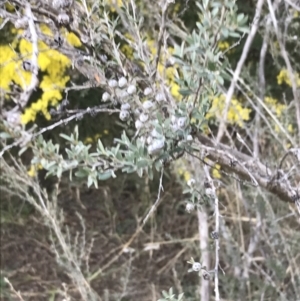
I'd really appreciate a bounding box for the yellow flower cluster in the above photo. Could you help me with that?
[120,34,181,99]
[0,45,31,91]
[0,23,73,124]
[264,96,286,117]
[212,164,221,179]
[206,94,251,127]
[27,163,43,177]
[107,0,125,12]
[264,96,293,133]
[21,39,71,124]
[177,167,191,182]
[84,131,109,145]
[146,40,180,99]
[218,41,230,51]
[277,69,300,87]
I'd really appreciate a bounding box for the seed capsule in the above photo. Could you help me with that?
[127,84,136,95]
[118,77,127,88]
[142,100,154,110]
[121,103,130,111]
[57,13,70,25]
[187,178,196,187]
[144,87,153,96]
[147,139,165,155]
[155,93,165,102]
[119,110,130,121]
[177,117,187,129]
[120,90,129,99]
[102,92,110,102]
[135,120,143,130]
[139,113,149,123]
[192,262,202,272]
[187,135,193,141]
[185,202,195,213]
[108,79,118,88]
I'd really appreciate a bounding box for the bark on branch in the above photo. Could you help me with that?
[195,132,299,204]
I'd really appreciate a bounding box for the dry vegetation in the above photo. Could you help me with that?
[1,0,300,300]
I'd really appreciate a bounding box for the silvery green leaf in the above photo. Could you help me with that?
[75,169,89,178]
[137,159,149,168]
[98,170,113,180]
[56,165,62,178]
[137,168,143,177]
[179,88,193,96]
[60,133,73,142]
[122,166,136,173]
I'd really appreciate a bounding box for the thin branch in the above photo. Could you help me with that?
[142,167,164,226]
[152,1,169,81]
[19,3,39,108]
[203,165,220,301]
[216,0,265,143]
[255,26,269,158]
[267,0,300,138]
[195,132,299,204]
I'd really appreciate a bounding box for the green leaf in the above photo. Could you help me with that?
[122,166,136,173]
[237,13,245,23]
[98,170,113,180]
[56,165,62,178]
[97,139,105,153]
[75,169,90,178]
[179,89,193,96]
[60,133,73,142]
[137,168,143,177]
[137,159,149,168]
[18,146,28,156]
[0,132,11,139]
[87,175,94,188]
[229,31,241,38]
[221,28,229,38]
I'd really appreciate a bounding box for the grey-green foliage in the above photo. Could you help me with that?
[158,288,184,301]
[27,0,248,189]
[173,0,248,111]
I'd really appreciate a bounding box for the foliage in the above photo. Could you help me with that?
[1,0,300,300]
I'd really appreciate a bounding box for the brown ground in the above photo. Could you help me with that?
[1,175,203,301]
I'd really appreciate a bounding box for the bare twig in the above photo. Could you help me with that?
[19,3,39,108]
[267,0,300,138]
[143,167,164,225]
[216,0,265,143]
[203,165,220,301]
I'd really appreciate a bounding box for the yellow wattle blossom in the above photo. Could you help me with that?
[27,164,43,177]
[277,69,300,87]
[218,41,230,51]
[206,94,251,127]
[178,168,191,182]
[66,32,82,47]
[107,0,125,12]
[264,96,293,134]
[287,124,294,133]
[212,164,221,179]
[1,26,72,124]
[84,137,94,144]
[264,96,286,117]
